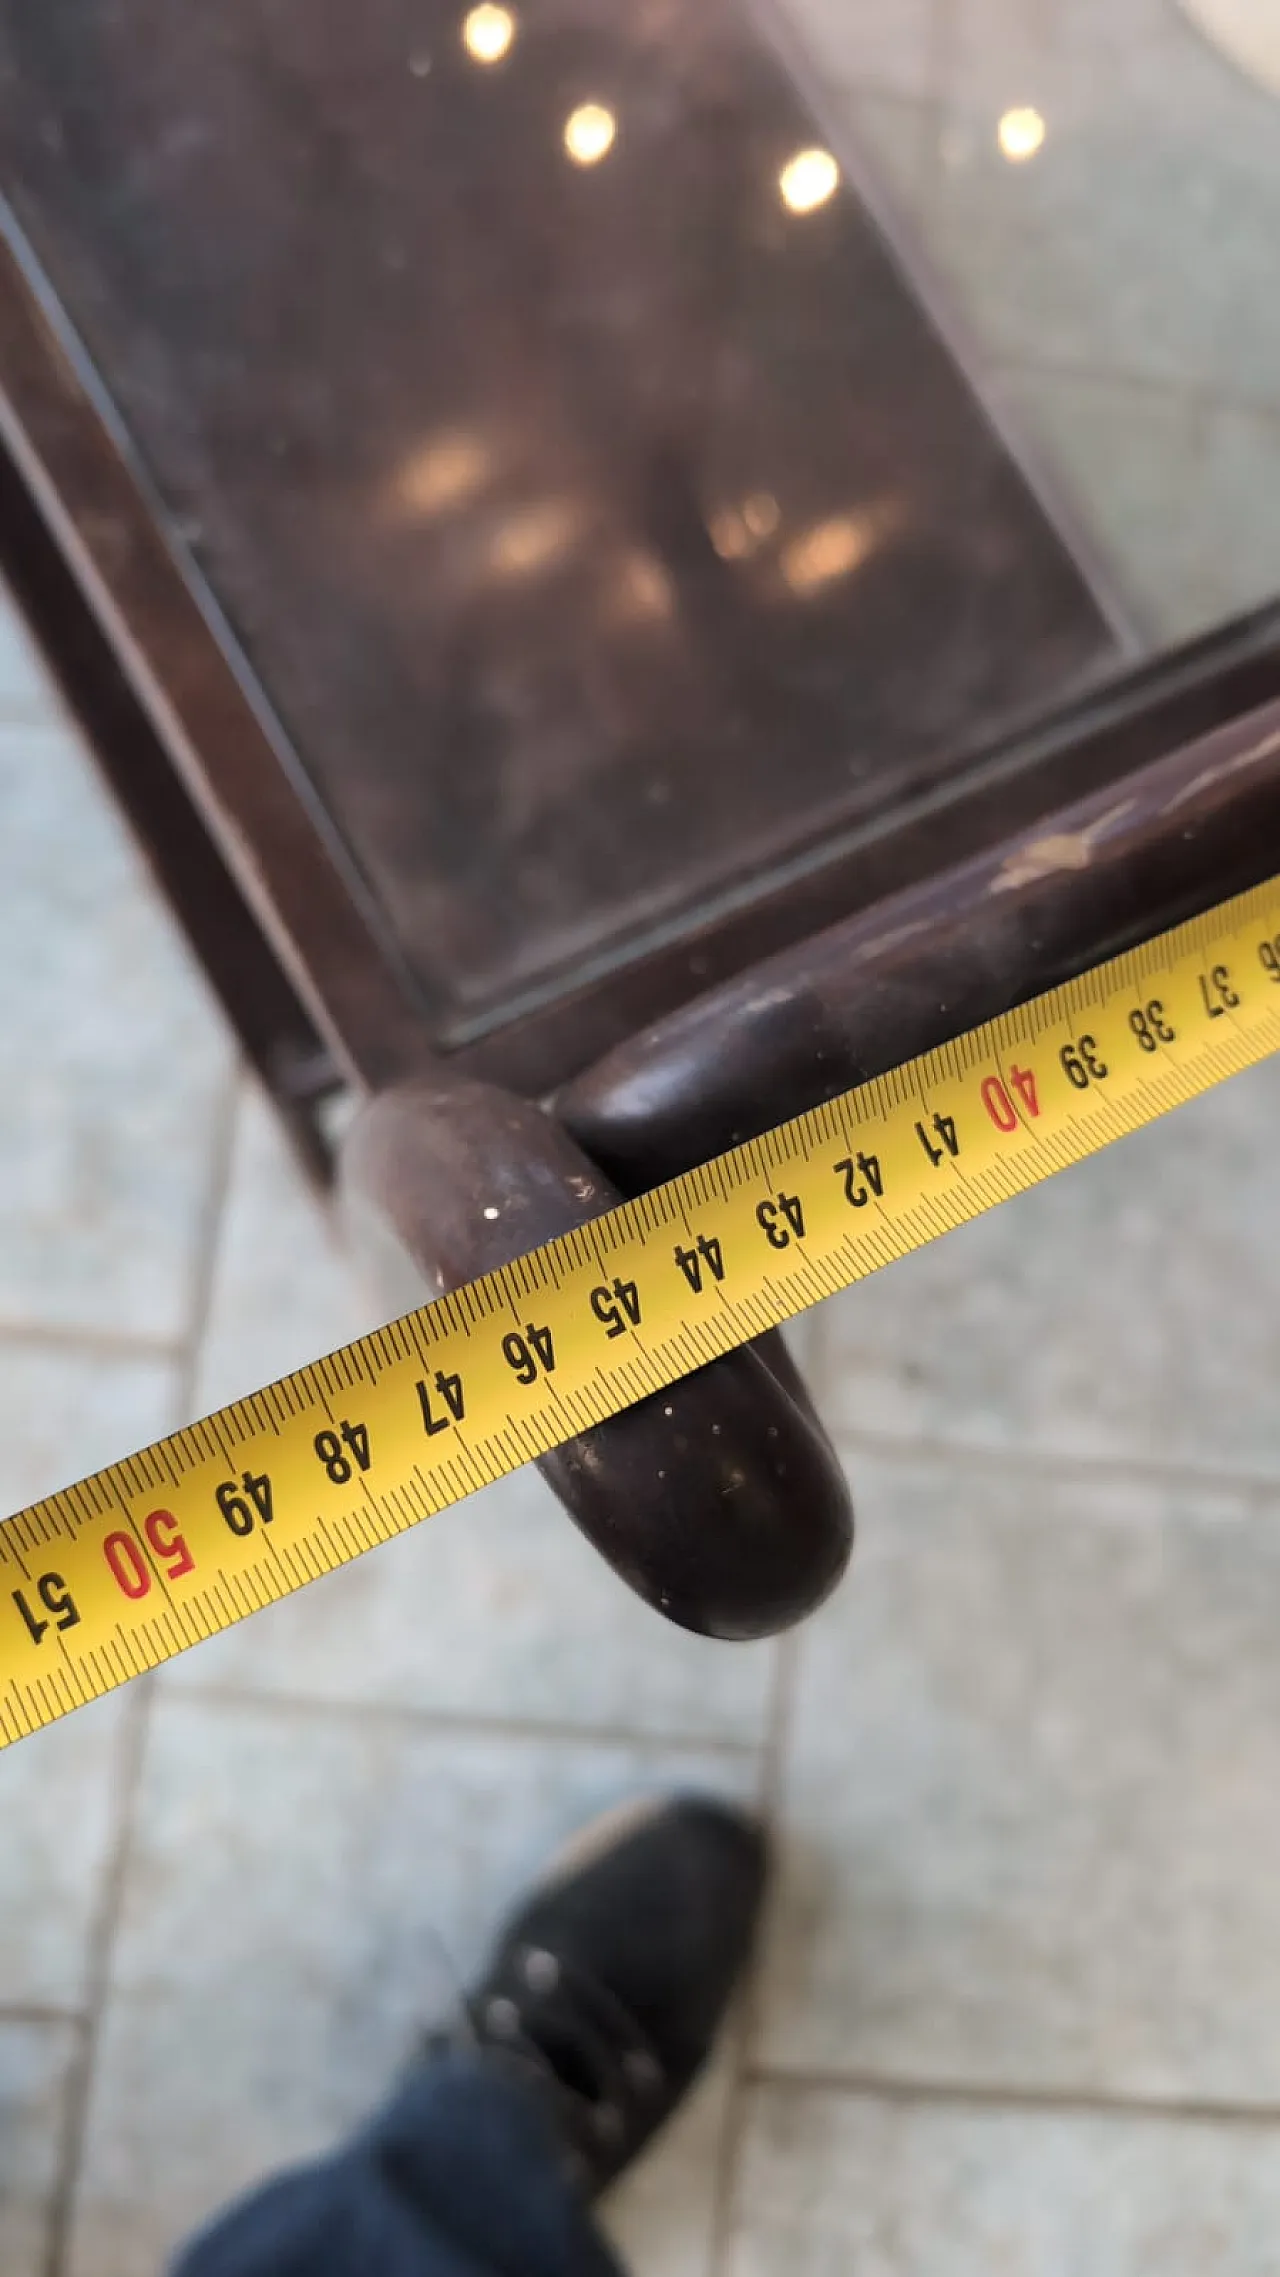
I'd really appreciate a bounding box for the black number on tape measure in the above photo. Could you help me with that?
[915,1113,960,1168]
[417,1371,466,1436]
[590,1280,643,1339]
[12,1572,79,1646]
[834,1153,884,1209]
[503,1324,556,1384]
[674,1235,726,1294]
[1129,1001,1176,1053]
[216,1471,275,1536]
[1258,937,1280,982]
[1198,966,1240,1019]
[1059,1035,1109,1090]
[314,1424,371,1486]
[756,1193,806,1250]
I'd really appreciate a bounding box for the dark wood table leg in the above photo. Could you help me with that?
[343,1070,852,1640]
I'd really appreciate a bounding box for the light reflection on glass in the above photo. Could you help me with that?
[564,102,618,166]
[779,148,840,214]
[393,432,491,516]
[743,493,780,540]
[997,106,1046,161]
[710,493,781,561]
[709,508,751,562]
[608,551,675,625]
[490,500,583,578]
[781,505,900,594]
[461,4,517,64]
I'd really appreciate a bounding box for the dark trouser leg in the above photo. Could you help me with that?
[171,2053,628,2277]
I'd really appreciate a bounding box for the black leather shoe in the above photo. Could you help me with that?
[447,1795,767,2196]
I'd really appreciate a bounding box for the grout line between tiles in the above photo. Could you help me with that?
[0,1321,183,1366]
[175,1065,244,1426]
[836,75,942,116]
[928,0,953,102]
[0,702,68,731]
[742,2063,1280,2132]
[707,1633,799,2277]
[42,1676,154,2277]
[826,1422,1280,1511]
[991,348,1280,431]
[156,1676,764,1758]
[41,1055,242,2275]
[922,0,954,204]
[802,1290,840,1432]
[0,2006,86,2031]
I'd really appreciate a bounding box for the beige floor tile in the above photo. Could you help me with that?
[914,0,1280,407]
[842,90,937,219]
[0,2021,79,2277]
[604,2047,738,2277]
[0,1339,178,1517]
[67,1693,757,2277]
[726,2083,1280,2277]
[817,1058,1280,1478]
[0,1694,133,2009]
[0,721,235,1343]
[757,1448,1280,2102]
[1188,402,1280,627]
[994,366,1202,639]
[0,1346,174,2005]
[997,365,1280,641]
[164,1462,777,1748]
[190,1077,379,1421]
[780,0,941,103]
[0,1338,176,2003]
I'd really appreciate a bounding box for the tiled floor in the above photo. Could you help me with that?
[800,0,1280,644]
[6,5,1280,2270]
[7,658,1280,2277]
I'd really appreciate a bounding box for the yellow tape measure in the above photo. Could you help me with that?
[6,874,1280,1748]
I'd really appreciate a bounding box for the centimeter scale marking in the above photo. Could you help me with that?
[5,875,1280,1747]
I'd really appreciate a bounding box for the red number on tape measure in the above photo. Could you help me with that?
[981,1077,1017,1133]
[982,1064,1040,1132]
[103,1532,151,1602]
[143,1509,196,1581]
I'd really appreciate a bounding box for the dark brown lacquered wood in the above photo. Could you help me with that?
[5,0,1279,1641]
[560,699,1280,1189]
[0,0,1115,1066]
[0,226,432,1094]
[459,604,1280,1096]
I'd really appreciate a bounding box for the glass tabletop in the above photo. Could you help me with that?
[790,0,1280,650]
[2,0,1272,1051]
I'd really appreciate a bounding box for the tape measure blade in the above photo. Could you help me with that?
[3,873,1280,1745]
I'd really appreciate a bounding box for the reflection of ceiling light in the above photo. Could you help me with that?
[781,505,901,594]
[779,147,840,213]
[709,508,751,561]
[461,4,516,63]
[393,433,490,516]
[743,492,780,540]
[608,551,675,624]
[564,103,617,165]
[997,106,1046,161]
[491,500,582,577]
[709,493,782,561]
